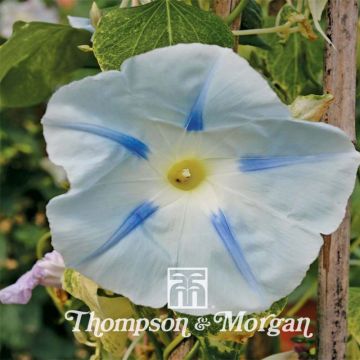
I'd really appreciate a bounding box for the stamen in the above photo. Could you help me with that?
[167,159,206,191]
[182,168,191,178]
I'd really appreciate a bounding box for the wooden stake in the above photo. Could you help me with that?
[318,1,358,359]
[214,0,241,51]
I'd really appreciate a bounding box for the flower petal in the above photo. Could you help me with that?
[41,70,167,189]
[67,16,94,33]
[211,209,262,297]
[119,43,290,130]
[42,44,288,189]
[184,56,221,131]
[48,122,150,159]
[205,118,360,234]
[0,251,64,304]
[37,250,65,287]
[74,201,159,265]
[174,187,322,314]
[48,155,186,307]
[75,195,190,308]
[0,269,43,304]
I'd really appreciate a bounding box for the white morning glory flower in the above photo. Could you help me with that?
[42,44,360,315]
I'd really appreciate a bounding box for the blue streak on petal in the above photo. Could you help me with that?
[184,57,221,132]
[211,209,262,296]
[239,154,328,172]
[51,122,150,159]
[74,201,159,266]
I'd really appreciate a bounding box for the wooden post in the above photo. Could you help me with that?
[214,0,241,51]
[318,1,358,359]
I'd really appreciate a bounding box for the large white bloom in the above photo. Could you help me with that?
[42,44,360,315]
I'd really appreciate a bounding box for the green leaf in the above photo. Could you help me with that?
[0,22,93,108]
[241,0,262,29]
[289,93,333,121]
[63,269,134,357]
[93,0,234,70]
[347,337,360,360]
[239,35,271,50]
[349,287,360,345]
[239,0,271,50]
[308,0,332,45]
[266,33,324,103]
[199,336,241,360]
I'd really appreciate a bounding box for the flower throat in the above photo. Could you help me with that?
[167,158,206,191]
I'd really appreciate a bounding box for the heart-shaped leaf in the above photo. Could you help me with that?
[93,0,233,70]
[0,22,93,108]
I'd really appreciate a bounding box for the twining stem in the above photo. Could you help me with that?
[296,0,303,13]
[183,340,200,360]
[122,333,145,360]
[224,0,249,25]
[131,305,163,359]
[157,329,172,346]
[36,231,51,259]
[163,333,186,360]
[232,21,300,36]
[146,331,163,360]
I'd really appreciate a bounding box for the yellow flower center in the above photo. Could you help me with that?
[167,158,207,191]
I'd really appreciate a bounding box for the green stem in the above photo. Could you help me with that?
[120,0,130,8]
[183,340,200,360]
[225,0,249,25]
[286,281,317,317]
[157,329,172,346]
[296,0,303,13]
[122,333,144,360]
[233,21,297,36]
[287,26,301,34]
[146,331,163,360]
[163,333,185,360]
[36,231,51,259]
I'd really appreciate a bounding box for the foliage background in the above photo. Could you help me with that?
[0,0,359,359]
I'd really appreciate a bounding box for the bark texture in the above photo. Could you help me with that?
[214,0,241,51]
[318,1,358,359]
